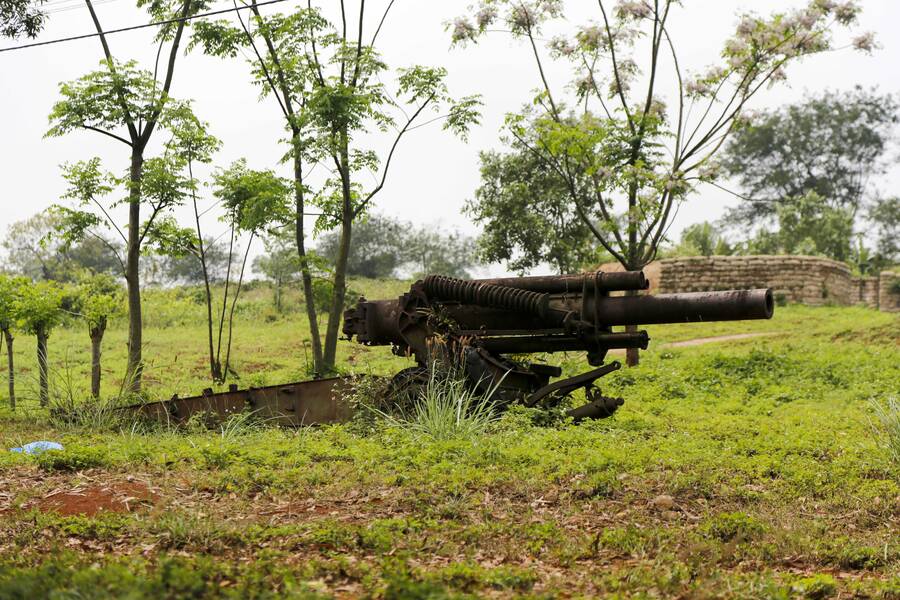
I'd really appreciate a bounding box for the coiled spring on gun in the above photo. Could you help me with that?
[423,275,549,318]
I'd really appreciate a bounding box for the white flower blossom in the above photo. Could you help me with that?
[616,0,652,20]
[834,1,860,24]
[475,6,498,29]
[450,18,477,43]
[510,5,533,31]
[725,38,749,55]
[684,78,711,97]
[549,35,576,56]
[851,31,877,53]
[578,24,604,49]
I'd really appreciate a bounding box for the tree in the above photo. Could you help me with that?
[152,160,291,382]
[160,238,231,285]
[253,230,302,312]
[46,0,208,392]
[317,213,406,279]
[675,222,732,257]
[467,144,597,274]
[317,213,481,279]
[74,274,124,398]
[1,212,121,281]
[0,275,26,410]
[722,88,898,228]
[193,2,481,374]
[405,226,478,280]
[16,280,64,407]
[867,196,899,266]
[1,0,46,39]
[453,0,867,365]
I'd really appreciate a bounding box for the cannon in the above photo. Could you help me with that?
[343,270,774,420]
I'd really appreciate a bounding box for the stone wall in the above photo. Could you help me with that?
[879,272,900,313]
[853,276,880,308]
[598,255,900,311]
[654,256,854,306]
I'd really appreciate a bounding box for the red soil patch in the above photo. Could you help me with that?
[32,481,157,516]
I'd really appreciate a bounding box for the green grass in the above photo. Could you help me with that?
[0,280,897,598]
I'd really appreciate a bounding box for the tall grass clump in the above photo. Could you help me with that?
[45,358,139,432]
[378,365,500,441]
[868,396,900,470]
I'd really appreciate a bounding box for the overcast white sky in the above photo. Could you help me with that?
[1,0,898,276]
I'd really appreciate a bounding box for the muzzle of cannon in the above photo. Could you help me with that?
[343,270,774,421]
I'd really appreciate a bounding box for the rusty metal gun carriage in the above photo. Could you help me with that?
[133,269,774,426]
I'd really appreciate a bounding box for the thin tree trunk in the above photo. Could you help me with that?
[125,150,144,393]
[3,329,13,411]
[90,326,104,399]
[191,167,219,383]
[37,330,49,407]
[214,220,236,382]
[222,233,255,379]
[293,148,325,375]
[323,142,353,370]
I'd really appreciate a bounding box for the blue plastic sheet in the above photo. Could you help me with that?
[10,441,64,455]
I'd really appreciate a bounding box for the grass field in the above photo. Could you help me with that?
[0,280,898,598]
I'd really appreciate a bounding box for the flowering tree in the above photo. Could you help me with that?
[453,0,870,364]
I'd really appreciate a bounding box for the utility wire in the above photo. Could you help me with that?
[0,0,288,53]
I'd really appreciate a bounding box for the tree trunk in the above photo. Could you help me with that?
[274,277,283,313]
[293,148,325,375]
[3,329,14,411]
[37,330,49,407]
[125,150,144,393]
[323,141,353,370]
[90,326,104,399]
[192,182,218,383]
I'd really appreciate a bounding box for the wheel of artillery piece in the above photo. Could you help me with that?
[384,366,430,414]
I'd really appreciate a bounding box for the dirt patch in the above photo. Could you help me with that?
[665,332,779,348]
[607,332,779,355]
[32,480,158,516]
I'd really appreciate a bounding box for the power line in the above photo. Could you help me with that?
[0,0,288,54]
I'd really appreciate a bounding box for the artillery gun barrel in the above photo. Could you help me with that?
[583,288,774,326]
[472,270,648,294]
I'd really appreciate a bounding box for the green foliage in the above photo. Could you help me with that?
[723,88,899,263]
[723,87,898,225]
[674,222,732,257]
[375,365,499,441]
[47,61,169,139]
[213,160,292,234]
[868,396,900,470]
[317,213,478,279]
[35,444,109,472]
[0,275,27,332]
[2,211,121,281]
[15,280,64,338]
[867,196,899,265]
[453,0,863,269]
[467,145,598,273]
[1,0,46,39]
[701,512,765,542]
[73,273,124,334]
